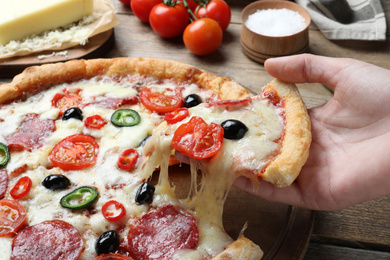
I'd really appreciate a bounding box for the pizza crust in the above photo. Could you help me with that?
[0,57,250,104]
[259,79,311,187]
[212,237,263,260]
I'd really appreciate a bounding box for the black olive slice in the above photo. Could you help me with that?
[183,94,202,108]
[62,107,83,121]
[221,119,248,140]
[95,230,120,255]
[135,182,155,204]
[42,174,70,190]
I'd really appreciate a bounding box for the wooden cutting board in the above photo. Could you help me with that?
[0,29,115,78]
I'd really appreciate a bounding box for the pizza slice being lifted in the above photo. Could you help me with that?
[0,57,311,260]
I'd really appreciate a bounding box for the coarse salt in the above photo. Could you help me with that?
[245,8,306,37]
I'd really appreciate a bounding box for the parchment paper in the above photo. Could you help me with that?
[0,0,119,59]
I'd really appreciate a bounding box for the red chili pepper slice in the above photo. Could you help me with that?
[10,176,32,199]
[165,107,189,124]
[84,115,107,129]
[102,200,127,221]
[117,149,139,171]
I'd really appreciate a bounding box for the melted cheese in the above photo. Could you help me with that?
[143,97,283,259]
[0,0,93,45]
[0,73,274,259]
[1,76,248,260]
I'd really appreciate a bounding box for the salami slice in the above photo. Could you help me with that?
[11,220,84,260]
[0,169,8,198]
[127,204,199,260]
[93,96,139,109]
[6,113,56,151]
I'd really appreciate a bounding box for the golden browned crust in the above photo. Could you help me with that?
[0,57,250,104]
[0,59,86,104]
[212,237,263,260]
[259,79,312,187]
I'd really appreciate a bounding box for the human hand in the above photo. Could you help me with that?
[234,54,390,210]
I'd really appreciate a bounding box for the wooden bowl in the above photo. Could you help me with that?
[241,0,311,63]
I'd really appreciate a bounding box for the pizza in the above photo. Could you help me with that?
[0,57,311,260]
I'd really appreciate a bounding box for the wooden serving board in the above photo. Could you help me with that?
[0,29,115,78]
[168,164,314,260]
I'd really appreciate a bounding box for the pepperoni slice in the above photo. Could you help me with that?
[0,169,8,199]
[93,96,139,109]
[11,220,84,260]
[127,204,199,260]
[6,113,56,152]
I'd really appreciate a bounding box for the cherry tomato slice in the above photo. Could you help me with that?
[102,200,126,221]
[140,87,183,114]
[84,115,107,129]
[49,134,99,171]
[0,199,27,237]
[117,149,139,171]
[172,116,224,159]
[51,88,83,115]
[165,107,189,124]
[10,176,32,199]
[92,253,134,260]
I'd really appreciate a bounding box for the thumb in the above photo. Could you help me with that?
[264,54,350,91]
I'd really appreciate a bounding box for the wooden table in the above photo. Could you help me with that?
[0,0,389,259]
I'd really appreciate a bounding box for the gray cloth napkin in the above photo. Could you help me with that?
[296,0,387,40]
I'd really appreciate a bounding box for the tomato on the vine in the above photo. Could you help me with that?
[183,0,199,12]
[149,2,189,38]
[183,18,223,56]
[131,0,161,23]
[118,0,130,6]
[195,0,231,31]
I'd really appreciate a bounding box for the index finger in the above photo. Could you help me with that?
[264,54,351,91]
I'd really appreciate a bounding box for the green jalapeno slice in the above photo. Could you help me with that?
[111,109,141,127]
[60,186,99,210]
[0,143,10,167]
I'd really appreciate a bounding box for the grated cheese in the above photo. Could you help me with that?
[0,12,101,57]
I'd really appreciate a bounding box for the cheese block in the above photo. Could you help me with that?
[0,0,94,45]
